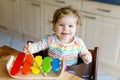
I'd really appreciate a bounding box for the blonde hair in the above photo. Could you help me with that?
[51,5,81,28]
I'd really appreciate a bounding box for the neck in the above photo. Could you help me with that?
[57,37,74,44]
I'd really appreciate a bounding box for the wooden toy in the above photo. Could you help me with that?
[6,55,65,79]
[10,52,25,76]
[52,58,60,72]
[21,54,33,75]
[31,56,42,74]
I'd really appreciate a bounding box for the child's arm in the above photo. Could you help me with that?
[78,39,92,64]
[23,35,49,54]
[23,42,33,54]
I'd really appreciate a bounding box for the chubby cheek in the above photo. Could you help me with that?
[53,24,62,32]
[71,28,77,35]
[53,27,59,32]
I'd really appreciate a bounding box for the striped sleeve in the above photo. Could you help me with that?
[80,40,89,53]
[29,35,49,54]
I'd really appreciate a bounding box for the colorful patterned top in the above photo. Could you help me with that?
[30,34,90,66]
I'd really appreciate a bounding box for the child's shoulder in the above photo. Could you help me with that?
[43,34,55,39]
[75,36,83,42]
[74,36,85,45]
[42,34,56,42]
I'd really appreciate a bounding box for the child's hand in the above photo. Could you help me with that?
[81,51,92,64]
[23,41,33,54]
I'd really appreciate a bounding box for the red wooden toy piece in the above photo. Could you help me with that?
[10,52,25,76]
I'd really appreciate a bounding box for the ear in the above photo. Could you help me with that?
[52,23,56,32]
[53,28,56,32]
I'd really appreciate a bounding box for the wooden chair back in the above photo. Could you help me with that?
[67,47,99,80]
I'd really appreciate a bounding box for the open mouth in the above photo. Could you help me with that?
[61,33,69,35]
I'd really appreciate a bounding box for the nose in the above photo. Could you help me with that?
[63,26,69,31]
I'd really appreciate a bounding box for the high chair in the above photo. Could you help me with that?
[67,47,99,80]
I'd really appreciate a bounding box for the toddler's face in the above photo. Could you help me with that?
[54,15,78,43]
